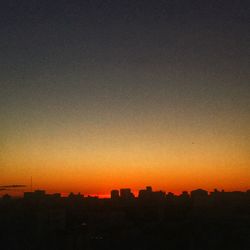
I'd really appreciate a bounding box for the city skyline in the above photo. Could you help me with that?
[1,183,250,199]
[2,183,250,249]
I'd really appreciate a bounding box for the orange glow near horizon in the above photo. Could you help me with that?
[1,116,249,197]
[1,68,250,197]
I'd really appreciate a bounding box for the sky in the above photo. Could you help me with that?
[1,0,250,196]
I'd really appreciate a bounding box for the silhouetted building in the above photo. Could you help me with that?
[111,190,119,200]
[191,189,209,207]
[191,189,208,199]
[24,189,46,201]
[2,193,11,201]
[153,191,166,201]
[120,188,134,200]
[139,186,165,203]
[35,189,45,195]
[68,192,84,200]
[166,192,175,199]
[180,191,189,198]
[138,186,153,201]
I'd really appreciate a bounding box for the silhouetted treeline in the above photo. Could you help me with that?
[1,187,250,250]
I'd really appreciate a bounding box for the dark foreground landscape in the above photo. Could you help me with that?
[1,187,250,250]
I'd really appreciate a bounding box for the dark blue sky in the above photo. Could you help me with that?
[1,0,249,115]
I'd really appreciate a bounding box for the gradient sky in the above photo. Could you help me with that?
[1,0,250,196]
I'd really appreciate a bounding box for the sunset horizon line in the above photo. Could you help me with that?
[2,186,250,199]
